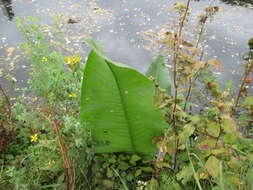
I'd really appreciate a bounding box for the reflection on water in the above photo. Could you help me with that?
[0,0,14,20]
[221,0,253,6]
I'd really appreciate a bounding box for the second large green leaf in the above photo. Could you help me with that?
[146,55,172,96]
[80,50,167,155]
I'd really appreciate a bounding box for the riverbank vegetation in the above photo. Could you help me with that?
[0,1,253,190]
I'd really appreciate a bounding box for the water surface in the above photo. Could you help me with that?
[0,0,253,92]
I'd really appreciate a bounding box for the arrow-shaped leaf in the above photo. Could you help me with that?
[146,55,172,96]
[80,50,167,155]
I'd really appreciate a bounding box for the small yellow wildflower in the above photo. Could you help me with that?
[65,56,72,64]
[68,93,77,98]
[42,57,48,62]
[30,134,38,142]
[72,56,81,64]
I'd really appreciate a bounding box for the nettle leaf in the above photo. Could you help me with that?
[206,122,220,138]
[246,168,253,190]
[146,55,172,96]
[179,124,194,144]
[242,96,253,108]
[223,133,237,144]
[205,156,220,178]
[222,116,237,133]
[80,50,167,155]
[176,165,193,184]
[130,154,141,165]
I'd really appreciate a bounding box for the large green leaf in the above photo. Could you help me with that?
[80,50,167,155]
[146,55,172,96]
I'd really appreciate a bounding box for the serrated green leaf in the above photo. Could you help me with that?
[206,122,220,138]
[149,178,159,190]
[130,154,141,165]
[135,169,142,177]
[223,133,237,144]
[246,168,253,190]
[205,156,220,178]
[179,124,194,144]
[242,96,253,108]
[141,167,154,173]
[176,165,193,184]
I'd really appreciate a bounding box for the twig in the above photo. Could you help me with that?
[172,0,191,124]
[53,121,75,190]
[0,83,12,119]
[183,6,211,111]
[232,59,253,114]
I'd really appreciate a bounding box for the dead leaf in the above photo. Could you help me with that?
[194,61,206,70]
[188,47,202,55]
[245,77,253,84]
[6,47,15,57]
[207,59,221,70]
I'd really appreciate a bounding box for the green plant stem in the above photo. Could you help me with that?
[219,161,225,190]
[186,144,203,190]
[232,59,253,114]
[112,168,129,190]
[171,0,191,170]
[183,77,193,111]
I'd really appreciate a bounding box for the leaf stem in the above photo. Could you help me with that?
[171,0,191,170]
[232,58,253,115]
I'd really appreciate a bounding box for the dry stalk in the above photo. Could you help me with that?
[183,5,217,111]
[171,0,192,170]
[53,121,76,190]
[232,58,253,114]
[172,0,191,125]
[0,83,12,119]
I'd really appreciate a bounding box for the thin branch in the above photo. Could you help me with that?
[172,0,192,124]
[53,121,76,190]
[232,59,253,114]
[171,0,192,171]
[0,83,12,119]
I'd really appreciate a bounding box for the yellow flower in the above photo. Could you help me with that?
[68,93,77,98]
[30,134,38,142]
[72,56,81,64]
[42,57,48,62]
[65,56,72,64]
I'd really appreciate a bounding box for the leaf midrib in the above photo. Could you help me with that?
[106,61,136,153]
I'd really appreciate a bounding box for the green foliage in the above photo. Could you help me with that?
[80,50,167,155]
[1,2,253,190]
[146,55,172,96]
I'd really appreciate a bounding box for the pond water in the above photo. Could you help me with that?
[0,0,253,93]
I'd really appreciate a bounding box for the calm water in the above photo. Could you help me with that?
[0,0,253,92]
